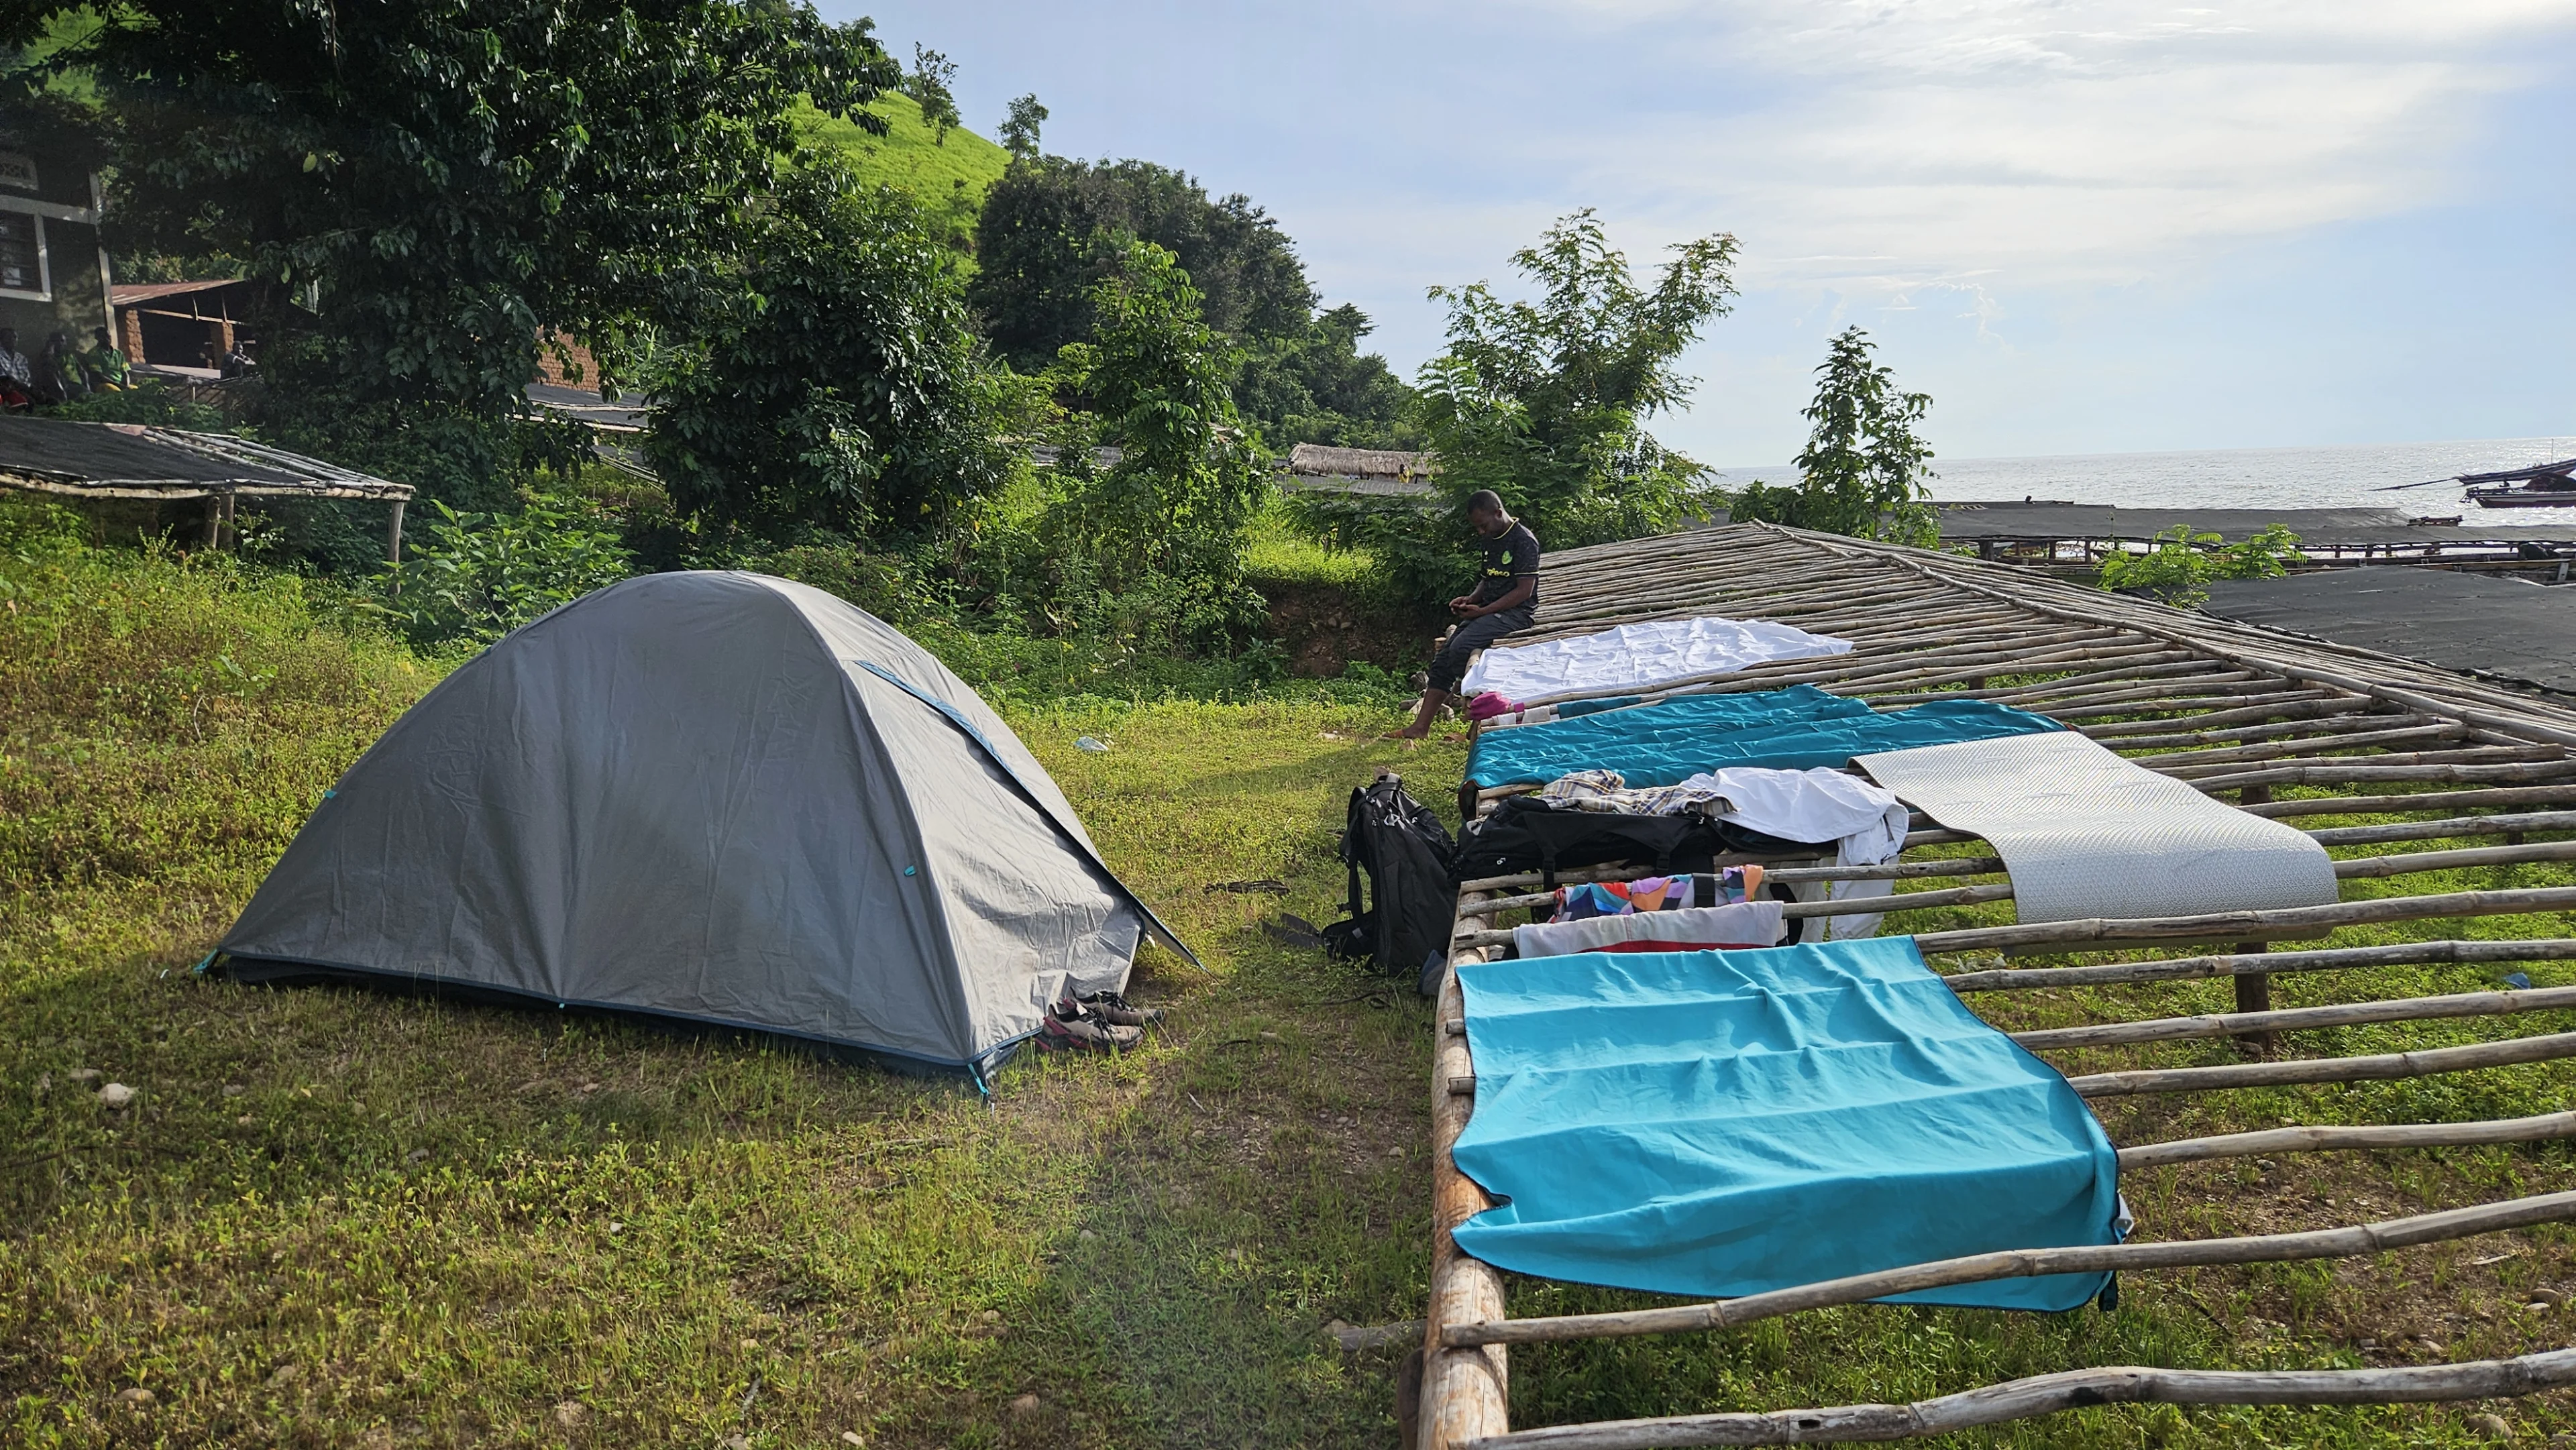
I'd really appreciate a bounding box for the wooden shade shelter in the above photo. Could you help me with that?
[1420,521,2576,1449]
[0,413,413,557]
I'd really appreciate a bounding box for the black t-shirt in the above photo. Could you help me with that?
[1474,522,1541,608]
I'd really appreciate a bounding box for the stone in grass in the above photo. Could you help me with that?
[115,1386,154,1407]
[98,1082,136,1109]
[2468,1413,2512,1440]
[841,1434,866,1447]
[1008,1394,1043,1418]
[552,1400,589,1430]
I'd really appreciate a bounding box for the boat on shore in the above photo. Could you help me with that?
[2463,457,2576,508]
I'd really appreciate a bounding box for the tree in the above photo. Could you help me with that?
[905,44,960,146]
[1233,303,1419,449]
[1301,211,1735,599]
[643,166,1012,544]
[999,93,1047,161]
[19,2,899,421]
[969,158,1316,370]
[1026,242,1269,645]
[1732,327,1936,544]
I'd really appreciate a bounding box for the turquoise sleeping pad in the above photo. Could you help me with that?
[1463,684,2063,788]
[1452,938,2122,1310]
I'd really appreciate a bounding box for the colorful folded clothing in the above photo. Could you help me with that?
[1552,867,1766,922]
[1512,899,1785,957]
[1537,768,1731,817]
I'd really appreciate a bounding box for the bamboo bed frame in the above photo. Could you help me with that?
[1417,522,2576,1449]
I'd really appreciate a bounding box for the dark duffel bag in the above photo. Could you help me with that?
[1449,795,1810,888]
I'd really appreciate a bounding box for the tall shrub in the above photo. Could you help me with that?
[1732,327,1936,544]
[1299,210,1737,601]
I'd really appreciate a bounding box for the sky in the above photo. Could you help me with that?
[823,1,2576,467]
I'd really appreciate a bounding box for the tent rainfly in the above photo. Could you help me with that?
[207,571,1189,1078]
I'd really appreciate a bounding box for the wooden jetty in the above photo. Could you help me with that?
[1418,520,2576,1449]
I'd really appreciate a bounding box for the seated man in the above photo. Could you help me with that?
[80,327,129,392]
[1389,490,1539,740]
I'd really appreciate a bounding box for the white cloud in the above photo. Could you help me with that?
[1489,1,2574,292]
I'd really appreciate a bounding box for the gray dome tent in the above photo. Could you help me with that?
[210,571,1189,1078]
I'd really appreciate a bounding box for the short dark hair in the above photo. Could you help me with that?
[1466,490,1506,516]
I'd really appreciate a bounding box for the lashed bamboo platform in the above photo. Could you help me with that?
[1420,521,2576,1449]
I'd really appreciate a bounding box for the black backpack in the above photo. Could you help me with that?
[1322,773,1458,994]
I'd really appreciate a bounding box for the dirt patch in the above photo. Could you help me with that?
[1260,579,1439,678]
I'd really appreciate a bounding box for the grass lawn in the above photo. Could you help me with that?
[9,535,2576,1447]
[792,98,1009,257]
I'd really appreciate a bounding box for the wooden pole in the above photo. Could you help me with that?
[1458,1349,2576,1449]
[1438,1190,2576,1348]
[2063,1028,2576,1097]
[2011,984,2576,1052]
[1424,897,1509,1450]
[1909,885,2576,956]
[1943,936,2576,992]
[2118,1110,2576,1170]
[2233,941,2271,1054]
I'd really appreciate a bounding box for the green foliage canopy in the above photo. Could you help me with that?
[965,155,1411,448]
[970,157,1315,370]
[642,166,1012,545]
[1000,93,1048,161]
[19,0,900,418]
[1732,327,1937,544]
[1031,242,1271,645]
[1301,210,1737,600]
[904,44,961,146]
[2096,523,2305,608]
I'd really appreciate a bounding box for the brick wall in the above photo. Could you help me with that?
[533,334,598,389]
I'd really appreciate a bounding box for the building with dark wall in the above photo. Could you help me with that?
[0,140,111,357]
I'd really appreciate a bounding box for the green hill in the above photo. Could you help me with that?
[792,96,1010,249]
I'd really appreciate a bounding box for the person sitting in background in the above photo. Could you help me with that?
[35,331,81,404]
[220,338,257,378]
[80,327,129,391]
[0,328,33,410]
[1387,489,1541,740]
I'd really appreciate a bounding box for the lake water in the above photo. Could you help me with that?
[1710,436,2576,524]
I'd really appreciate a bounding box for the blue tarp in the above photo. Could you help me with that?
[1451,938,2121,1310]
[1464,685,2065,788]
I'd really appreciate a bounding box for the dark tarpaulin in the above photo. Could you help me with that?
[2201,567,2576,694]
[1935,502,2576,547]
[0,414,409,497]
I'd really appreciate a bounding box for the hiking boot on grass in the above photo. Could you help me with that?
[1078,990,1164,1027]
[1037,1010,1140,1052]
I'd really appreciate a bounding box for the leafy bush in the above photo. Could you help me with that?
[372,495,635,648]
[644,165,1014,545]
[2096,523,2304,607]
[958,241,1273,653]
